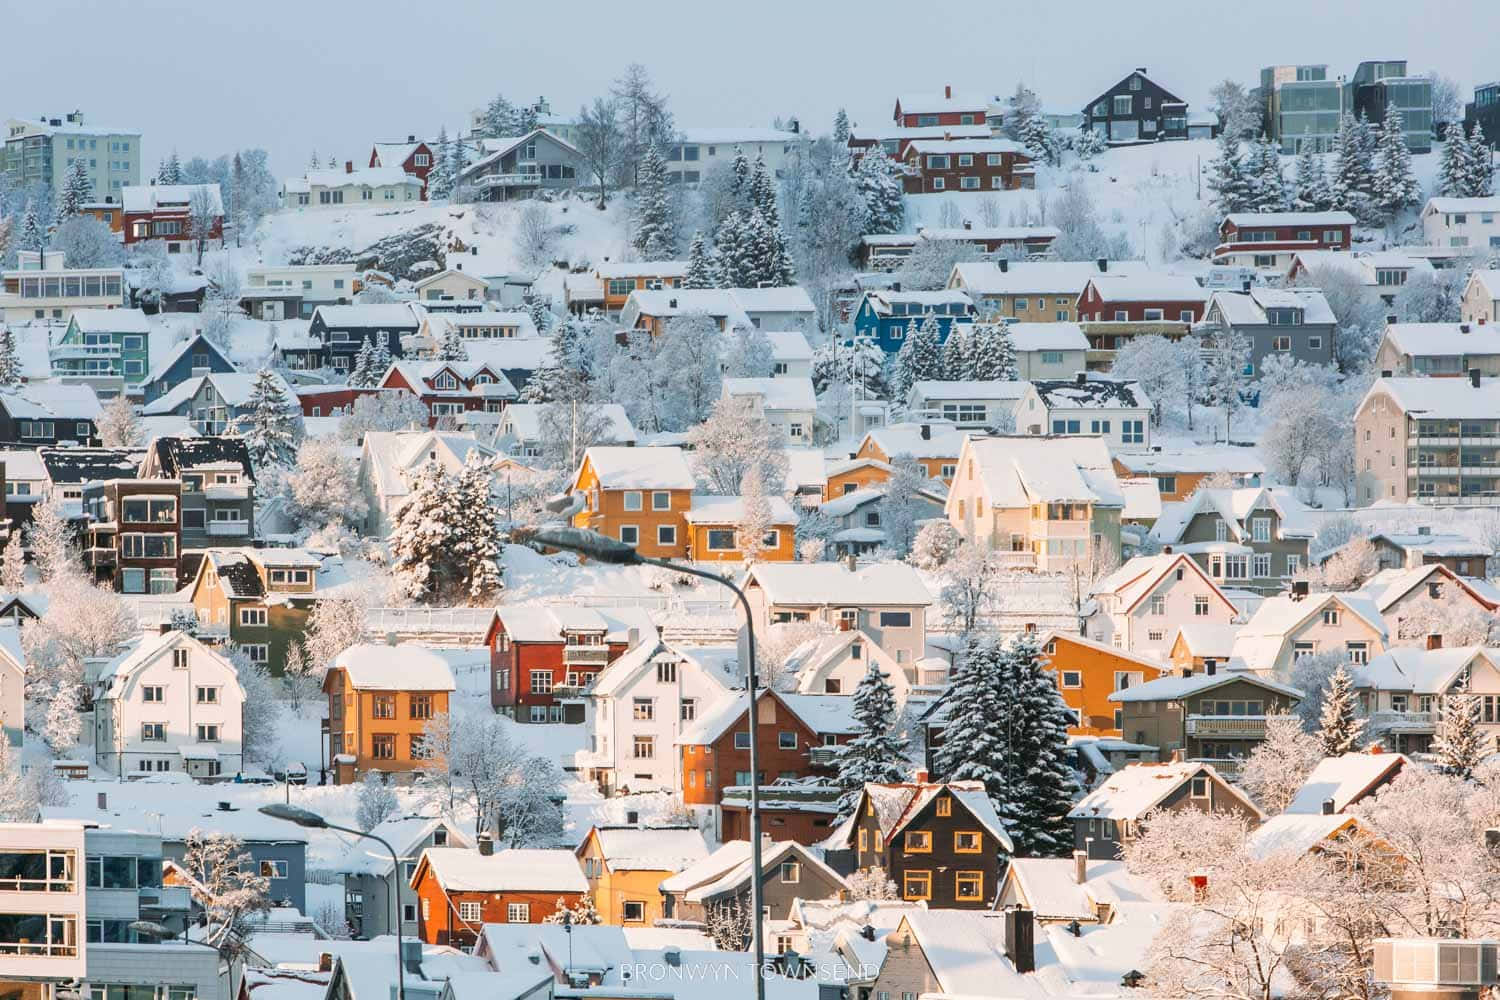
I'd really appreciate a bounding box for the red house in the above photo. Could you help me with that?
[1214,211,1355,263]
[370,137,435,199]
[892,85,990,128]
[377,360,517,426]
[900,139,1034,194]
[486,605,658,722]
[292,384,391,418]
[1077,273,1208,323]
[121,183,223,251]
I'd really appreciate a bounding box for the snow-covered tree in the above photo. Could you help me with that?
[0,536,24,593]
[96,395,142,448]
[1330,112,1374,213]
[939,542,1001,635]
[725,326,775,378]
[1050,183,1131,261]
[179,831,270,954]
[687,395,787,495]
[17,201,45,255]
[0,330,22,390]
[879,456,931,558]
[52,216,122,268]
[1200,326,1251,441]
[1244,134,1289,213]
[1395,267,1463,323]
[437,320,468,362]
[1373,106,1420,220]
[355,771,400,831]
[1317,664,1365,757]
[909,519,961,570]
[280,641,319,710]
[1110,334,1186,427]
[0,738,39,822]
[854,147,905,235]
[303,595,368,676]
[575,96,625,209]
[1439,132,1470,197]
[632,144,675,259]
[42,680,82,755]
[57,157,93,218]
[1005,631,1079,855]
[1291,147,1333,211]
[27,495,75,583]
[428,126,454,200]
[938,323,972,381]
[893,236,981,290]
[287,438,367,535]
[349,338,376,387]
[188,186,218,265]
[1074,128,1107,161]
[1434,693,1484,779]
[389,459,503,605]
[1207,131,1252,214]
[236,370,300,469]
[968,322,1018,382]
[833,109,851,145]
[156,151,182,185]
[734,466,775,563]
[514,202,557,272]
[1239,711,1323,814]
[1464,122,1494,197]
[893,314,943,398]
[933,633,1013,821]
[682,230,715,288]
[657,311,723,429]
[834,659,910,820]
[845,867,899,900]
[338,391,429,439]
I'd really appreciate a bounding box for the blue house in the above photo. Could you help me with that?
[50,308,152,396]
[852,288,975,354]
[139,333,238,403]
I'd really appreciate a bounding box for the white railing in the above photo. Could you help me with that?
[363,607,495,635]
[206,519,251,536]
[1368,710,1438,730]
[473,172,544,189]
[1185,715,1269,738]
[204,484,250,501]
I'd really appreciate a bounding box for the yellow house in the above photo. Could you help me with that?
[682,493,800,562]
[575,825,709,925]
[571,446,696,560]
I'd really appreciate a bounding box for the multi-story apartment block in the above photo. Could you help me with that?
[1465,81,1500,150]
[50,308,152,396]
[660,127,810,184]
[81,479,180,594]
[241,263,357,321]
[1347,60,1433,152]
[3,112,141,198]
[1260,65,1346,153]
[0,251,125,327]
[1354,372,1500,505]
[139,436,255,551]
[0,822,86,988]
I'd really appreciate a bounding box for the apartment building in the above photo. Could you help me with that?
[0,822,86,988]
[1354,372,1500,505]
[1260,65,1346,153]
[3,112,141,197]
[0,251,125,327]
[81,479,181,594]
[1347,60,1433,152]
[242,262,357,320]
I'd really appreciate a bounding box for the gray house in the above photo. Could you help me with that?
[139,436,255,552]
[1067,760,1264,859]
[458,128,583,202]
[1150,486,1315,595]
[1201,287,1336,378]
[337,816,469,940]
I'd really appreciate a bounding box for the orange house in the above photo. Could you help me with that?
[855,422,967,486]
[822,457,893,502]
[570,446,695,560]
[82,202,124,233]
[410,845,587,946]
[324,643,456,784]
[597,262,688,313]
[1039,631,1167,736]
[683,494,799,562]
[1167,623,1240,675]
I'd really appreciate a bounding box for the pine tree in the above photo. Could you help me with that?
[527,297,551,337]
[484,94,519,137]
[854,147,904,235]
[1317,664,1366,756]
[447,135,467,193]
[834,660,910,820]
[939,323,972,380]
[371,331,392,376]
[969,323,1019,381]
[729,148,751,200]
[18,202,44,255]
[683,231,715,288]
[1004,632,1079,855]
[350,338,376,387]
[833,109,851,145]
[746,208,795,287]
[714,210,753,287]
[1245,135,1289,213]
[389,459,503,604]
[903,315,943,385]
[57,157,92,218]
[1465,122,1494,197]
[933,634,1013,821]
[452,458,504,601]
[1353,112,1380,183]
[0,329,22,387]
[1434,693,1484,779]
[1207,131,1252,213]
[1438,131,1468,196]
[1291,148,1332,211]
[237,370,300,469]
[157,151,182,185]
[438,321,468,362]
[429,126,454,200]
[1374,106,1420,221]
[748,154,780,227]
[1331,112,1374,211]
[632,145,675,260]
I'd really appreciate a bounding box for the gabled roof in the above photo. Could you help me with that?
[1283,752,1408,815]
[461,128,582,179]
[499,402,635,445]
[412,847,585,893]
[1030,374,1150,411]
[1423,195,1500,215]
[67,308,151,334]
[38,447,141,485]
[722,376,816,412]
[949,260,1148,297]
[142,333,236,387]
[576,445,694,490]
[580,825,709,873]
[96,631,241,701]
[330,643,457,692]
[1209,287,1336,327]
[1150,486,1315,546]
[1224,211,1356,228]
[1358,563,1500,613]
[1082,272,1206,303]
[1068,761,1263,821]
[1083,69,1184,112]
[680,840,845,904]
[1245,813,1373,860]
[676,689,859,746]
[894,90,991,116]
[955,434,1124,508]
[742,561,933,608]
[0,383,102,421]
[335,817,473,875]
[148,435,254,479]
[683,493,800,525]
[491,604,656,646]
[1106,666,1301,704]
[302,166,422,189]
[1353,646,1495,696]
[312,303,423,330]
[413,268,488,292]
[1040,629,1172,675]
[122,183,223,215]
[142,372,294,415]
[861,421,970,460]
[1089,552,1234,616]
[1230,592,1387,672]
[1378,322,1500,359]
[361,430,496,501]
[843,781,1014,853]
[587,636,737,699]
[1169,623,1241,659]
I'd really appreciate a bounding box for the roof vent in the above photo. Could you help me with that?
[998,258,1008,273]
[1471,368,1482,389]
[1322,798,1336,815]
[1461,323,1471,334]
[944,84,952,99]
[1097,258,1108,273]
[407,134,416,143]
[669,297,678,309]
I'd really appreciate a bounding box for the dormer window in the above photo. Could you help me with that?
[434,372,457,390]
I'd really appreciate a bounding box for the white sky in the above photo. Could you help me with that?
[5,0,1500,177]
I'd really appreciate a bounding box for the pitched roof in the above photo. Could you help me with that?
[1106,667,1301,704]
[1030,374,1150,411]
[1114,445,1265,476]
[142,372,294,415]
[957,435,1124,508]
[906,139,1028,155]
[862,421,970,460]
[332,643,457,692]
[1380,322,1500,358]
[1224,211,1356,228]
[38,447,141,485]
[0,383,102,421]
[1083,272,1207,303]
[680,840,844,904]
[848,781,1014,853]
[415,847,585,892]
[676,690,860,746]
[1245,813,1369,859]
[1209,287,1336,326]
[499,403,635,445]
[142,333,235,387]
[1283,752,1408,815]
[1230,592,1387,672]
[908,379,1029,402]
[67,308,151,334]
[683,493,800,525]
[578,445,695,490]
[722,376,816,412]
[312,303,423,330]
[950,260,1148,296]
[743,561,933,607]
[1068,761,1263,821]
[584,826,710,872]
[1006,322,1090,352]
[148,435,253,479]
[303,166,422,189]
[121,183,223,215]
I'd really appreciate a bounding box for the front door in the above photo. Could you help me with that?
[263,301,282,321]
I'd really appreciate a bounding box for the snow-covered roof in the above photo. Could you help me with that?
[1119,477,1163,520]
[1229,592,1386,673]
[744,561,932,607]
[1089,553,1227,617]
[908,378,1029,402]
[1150,486,1315,546]
[1005,857,1161,921]
[595,260,689,279]
[302,166,422,189]
[67,308,151,334]
[917,225,1061,243]
[782,447,827,492]
[1381,322,1500,358]
[332,643,456,692]
[722,376,816,412]
[674,127,806,145]
[1354,645,1493,696]
[1224,211,1356,228]
[361,430,496,502]
[1358,563,1500,613]
[1069,761,1262,821]
[586,826,710,872]
[850,124,993,143]
[959,435,1124,508]
[313,303,423,329]
[334,817,472,876]
[1210,287,1336,326]
[906,138,1028,156]
[764,330,812,362]
[0,382,102,421]
[121,183,223,215]
[844,781,1014,853]
[1168,623,1241,658]
[1284,752,1408,815]
[0,449,47,482]
[898,910,1012,996]
[1083,272,1206,303]
[493,604,656,646]
[97,632,241,701]
[580,445,695,490]
[1471,269,1500,301]
[894,91,990,115]
[1246,813,1367,859]
[1114,446,1265,476]
[862,421,969,460]
[658,840,751,895]
[683,493,799,525]
[681,840,845,905]
[415,847,585,892]
[1294,249,1434,286]
[951,260,1149,297]
[1106,666,1301,704]
[1006,322,1089,352]
[499,402,635,445]
[1424,196,1500,215]
[676,690,859,746]
[143,372,293,415]
[726,285,816,315]
[1031,374,1150,411]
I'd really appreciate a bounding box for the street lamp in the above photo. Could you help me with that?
[528,524,768,1000]
[259,803,407,1000]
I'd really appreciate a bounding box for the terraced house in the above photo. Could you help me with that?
[187,548,323,672]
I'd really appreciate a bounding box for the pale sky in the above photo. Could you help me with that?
[5,0,1500,176]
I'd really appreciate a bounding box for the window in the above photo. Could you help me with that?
[195,687,218,704]
[657,661,677,684]
[239,607,267,627]
[1346,641,1369,665]
[619,525,638,545]
[651,491,671,511]
[141,723,166,742]
[778,731,797,750]
[622,900,645,922]
[173,649,189,668]
[955,871,984,902]
[371,734,395,759]
[680,699,696,721]
[1322,608,1341,626]
[632,735,655,759]
[657,524,676,546]
[706,528,736,551]
[623,491,642,511]
[1194,596,1210,617]
[878,611,912,628]
[530,670,553,694]
[372,695,396,719]
[903,870,931,900]
[1061,670,1082,688]
[1122,420,1145,445]
[633,697,655,721]
[954,831,982,853]
[1113,95,1133,115]
[932,178,944,190]
[507,902,530,923]
[927,154,949,169]
[779,861,800,883]
[1149,595,1166,616]
[142,685,163,702]
[1191,776,1209,798]
[196,724,220,743]
[259,860,288,879]
[735,732,752,750]
[904,830,932,853]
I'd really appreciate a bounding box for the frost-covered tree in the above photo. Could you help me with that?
[1050,183,1131,261]
[1074,128,1107,161]
[355,771,400,831]
[682,230,715,288]
[179,831,270,954]
[428,127,454,200]
[1207,131,1252,214]
[482,93,521,138]
[57,157,93,218]
[1244,134,1289,213]
[893,237,981,290]
[389,459,502,605]
[894,314,943,396]
[1007,632,1080,855]
[1330,112,1375,213]
[514,202,557,271]
[1110,334,1185,427]
[734,466,774,563]
[42,680,82,755]
[1317,664,1365,757]
[939,542,1001,635]
[968,322,1018,382]
[156,151,182,185]
[303,595,368,676]
[613,63,674,187]
[910,519,961,570]
[687,395,787,495]
[287,438,367,535]
[1395,268,1463,323]
[939,322,972,380]
[349,338,376,387]
[1200,327,1250,441]
[854,147,905,235]
[236,370,300,469]
[1373,106,1420,220]
[712,210,754,287]
[725,326,775,378]
[1209,79,1262,138]
[933,634,1013,821]
[658,311,723,429]
[880,456,931,558]
[833,108,851,145]
[1291,147,1333,211]
[1239,711,1323,814]
[0,739,39,822]
[1434,693,1484,779]
[834,659,909,820]
[0,536,24,593]
[1464,122,1494,197]
[1439,132,1470,197]
[338,391,429,439]
[437,320,468,362]
[575,96,624,209]
[52,215,122,268]
[27,495,76,583]
[632,144,675,259]
[96,395,142,448]
[17,201,45,255]
[1297,264,1386,373]
[188,186,219,265]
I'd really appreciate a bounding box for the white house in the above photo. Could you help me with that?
[1462,269,1500,326]
[0,626,24,750]
[0,821,86,981]
[92,630,245,780]
[1007,323,1091,379]
[244,263,357,319]
[1353,646,1500,754]
[664,127,812,184]
[357,430,497,537]
[721,377,817,443]
[581,638,739,794]
[1015,374,1152,452]
[282,165,423,210]
[497,403,636,459]
[765,331,813,378]
[1421,196,1500,250]
[784,628,923,695]
[740,561,933,668]
[1085,552,1239,661]
[906,380,1029,429]
[414,268,490,304]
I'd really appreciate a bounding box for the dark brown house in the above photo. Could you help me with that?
[658,840,847,940]
[899,139,1034,194]
[81,478,181,594]
[1068,759,1264,860]
[833,777,1014,909]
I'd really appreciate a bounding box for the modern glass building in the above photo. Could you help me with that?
[1261,65,1346,153]
[1348,60,1433,151]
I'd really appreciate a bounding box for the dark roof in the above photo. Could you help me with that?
[150,436,255,481]
[208,552,265,599]
[38,448,143,485]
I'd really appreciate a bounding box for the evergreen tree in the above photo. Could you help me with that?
[1331,112,1375,211]
[834,660,910,820]
[1373,106,1420,220]
[854,147,904,235]
[1438,132,1468,196]
[632,145,675,260]
[1207,131,1252,213]
[1291,148,1332,211]
[898,315,944,390]
[683,230,715,289]
[713,210,753,287]
[371,331,392,375]
[389,459,503,604]
[1465,122,1494,197]
[833,108,851,145]
[451,458,504,601]
[748,153,780,227]
[18,202,44,255]
[888,331,917,404]
[447,134,467,193]
[1317,664,1365,757]
[969,322,1019,381]
[1005,632,1079,855]
[1353,112,1380,183]
[236,370,300,469]
[438,320,469,361]
[933,634,1014,823]
[527,297,551,337]
[939,323,972,380]
[57,158,92,219]
[483,94,520,137]
[157,151,182,185]
[1245,135,1288,212]
[0,330,21,387]
[1434,693,1484,780]
[349,338,376,387]
[429,126,454,199]
[748,208,795,287]
[729,148,751,200]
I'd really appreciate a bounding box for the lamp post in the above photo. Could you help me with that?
[527,524,767,1000]
[259,804,406,1000]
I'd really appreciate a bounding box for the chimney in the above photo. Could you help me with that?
[914,768,930,783]
[455,261,462,271]
[477,834,494,856]
[1471,368,1482,388]
[860,924,876,941]
[1097,258,1108,272]
[998,258,1009,273]
[1163,545,1173,554]
[97,792,107,810]
[1461,323,1471,334]
[1075,371,1087,385]
[1380,369,1393,379]
[1427,633,1443,650]
[1292,580,1310,600]
[1135,67,1147,75]
[920,423,931,441]
[845,553,857,572]
[407,134,416,143]
[345,160,353,174]
[891,281,902,293]
[385,631,398,647]
[669,297,678,309]
[963,220,972,231]
[1004,907,1035,974]
[319,953,334,973]
[943,131,952,141]
[1321,798,1336,815]
[627,627,641,648]
[1072,850,1088,885]
[945,84,952,99]
[1385,313,1398,325]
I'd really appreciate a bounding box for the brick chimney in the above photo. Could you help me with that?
[1428,633,1443,650]
[944,84,952,100]
[345,160,353,174]
[1072,850,1087,884]
[914,768,929,783]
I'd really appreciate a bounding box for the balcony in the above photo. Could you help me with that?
[206,519,250,536]
[204,484,250,501]
[1368,710,1438,732]
[472,172,544,190]
[1185,715,1269,739]
[808,746,841,767]
[85,546,116,569]
[563,645,610,666]
[1193,757,1245,779]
